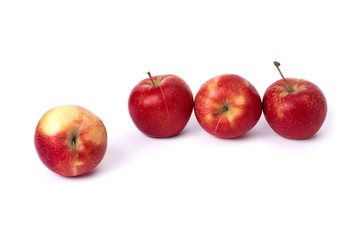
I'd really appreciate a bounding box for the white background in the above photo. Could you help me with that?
[1,0,359,239]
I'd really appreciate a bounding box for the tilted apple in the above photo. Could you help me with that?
[262,61,327,139]
[34,105,107,177]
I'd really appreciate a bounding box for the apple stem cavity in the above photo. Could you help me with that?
[212,105,229,116]
[273,61,295,93]
[147,72,156,86]
[72,137,78,158]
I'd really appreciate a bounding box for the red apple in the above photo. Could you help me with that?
[34,105,107,177]
[262,61,327,139]
[128,72,193,137]
[194,74,262,138]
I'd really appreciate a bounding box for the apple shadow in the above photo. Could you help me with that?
[175,121,202,138]
[69,168,100,179]
[255,121,330,144]
[95,137,127,175]
[216,116,272,141]
[282,130,327,142]
[94,130,165,175]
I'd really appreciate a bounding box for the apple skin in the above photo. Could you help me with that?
[128,74,193,137]
[34,105,107,177]
[194,74,262,138]
[262,78,327,139]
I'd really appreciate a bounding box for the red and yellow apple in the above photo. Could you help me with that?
[34,105,107,177]
[128,72,193,137]
[262,62,327,139]
[194,74,262,138]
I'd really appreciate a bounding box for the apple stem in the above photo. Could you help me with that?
[212,105,229,116]
[72,138,78,158]
[147,72,155,86]
[273,61,295,92]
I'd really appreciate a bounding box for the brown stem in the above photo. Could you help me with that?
[212,105,229,116]
[147,72,155,86]
[72,138,78,158]
[273,61,294,92]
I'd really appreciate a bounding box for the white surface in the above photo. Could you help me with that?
[1,0,359,239]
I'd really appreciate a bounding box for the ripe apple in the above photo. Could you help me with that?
[194,74,262,138]
[128,72,194,137]
[34,105,107,177]
[262,61,327,139]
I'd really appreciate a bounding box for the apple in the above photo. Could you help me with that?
[128,72,193,137]
[262,61,327,139]
[194,74,262,138]
[34,105,107,177]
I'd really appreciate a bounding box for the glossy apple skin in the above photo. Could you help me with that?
[194,74,262,138]
[128,74,193,137]
[34,105,107,177]
[263,78,327,139]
